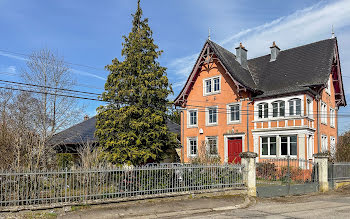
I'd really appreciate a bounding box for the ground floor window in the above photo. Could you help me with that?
[321,135,328,152]
[261,136,276,156]
[281,135,297,156]
[188,137,197,156]
[206,136,218,155]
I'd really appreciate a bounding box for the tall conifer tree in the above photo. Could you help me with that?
[96,0,177,165]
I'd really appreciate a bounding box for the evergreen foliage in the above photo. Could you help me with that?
[96,0,177,165]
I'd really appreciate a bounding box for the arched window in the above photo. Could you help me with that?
[258,103,268,119]
[272,100,285,117]
[288,98,301,116]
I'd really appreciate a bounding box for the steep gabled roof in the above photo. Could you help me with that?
[208,40,257,90]
[175,37,346,106]
[248,38,337,97]
[48,117,181,146]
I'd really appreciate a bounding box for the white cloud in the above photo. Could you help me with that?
[0,51,28,61]
[169,0,350,87]
[70,69,107,81]
[0,65,17,74]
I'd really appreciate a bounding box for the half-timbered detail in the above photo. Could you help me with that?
[174,37,346,164]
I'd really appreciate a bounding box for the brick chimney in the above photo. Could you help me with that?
[270,41,280,62]
[84,115,89,121]
[235,42,248,69]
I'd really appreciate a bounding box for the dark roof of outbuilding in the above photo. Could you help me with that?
[49,117,181,146]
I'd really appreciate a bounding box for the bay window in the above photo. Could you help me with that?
[280,135,297,156]
[289,98,301,116]
[261,136,277,156]
[258,103,268,119]
[272,100,285,117]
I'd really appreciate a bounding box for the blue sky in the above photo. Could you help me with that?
[1,0,350,133]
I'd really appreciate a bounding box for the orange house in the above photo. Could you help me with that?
[174,37,346,164]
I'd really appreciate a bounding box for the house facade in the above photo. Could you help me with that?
[174,37,346,164]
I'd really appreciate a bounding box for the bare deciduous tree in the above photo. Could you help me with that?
[21,48,83,141]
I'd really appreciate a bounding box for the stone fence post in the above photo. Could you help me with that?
[314,153,329,192]
[240,152,258,197]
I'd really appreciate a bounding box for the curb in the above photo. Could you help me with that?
[125,195,252,219]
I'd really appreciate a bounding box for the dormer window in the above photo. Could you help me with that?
[289,98,301,116]
[204,76,220,95]
[258,103,268,119]
[272,100,285,117]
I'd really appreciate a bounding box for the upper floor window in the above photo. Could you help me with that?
[188,109,197,127]
[289,98,301,116]
[325,78,331,95]
[258,103,268,119]
[207,106,218,125]
[321,102,327,124]
[206,136,218,155]
[204,76,220,95]
[228,103,240,123]
[188,137,198,156]
[306,99,313,118]
[272,101,285,117]
[330,108,335,127]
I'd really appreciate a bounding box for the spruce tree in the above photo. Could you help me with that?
[96,0,177,165]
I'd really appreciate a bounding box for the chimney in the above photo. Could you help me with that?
[84,115,89,121]
[235,42,248,69]
[270,41,280,62]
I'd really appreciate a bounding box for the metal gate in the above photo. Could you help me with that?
[256,156,318,197]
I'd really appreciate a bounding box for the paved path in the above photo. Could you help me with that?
[188,190,350,219]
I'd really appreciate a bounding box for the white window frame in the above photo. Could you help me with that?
[330,107,335,128]
[288,98,301,116]
[187,137,198,157]
[321,135,328,152]
[187,109,198,128]
[280,135,298,157]
[321,101,327,125]
[206,136,218,156]
[260,136,277,157]
[258,102,268,119]
[325,78,331,95]
[306,98,313,118]
[206,106,218,126]
[203,75,221,96]
[307,135,314,159]
[272,100,285,118]
[227,103,241,124]
[330,136,336,156]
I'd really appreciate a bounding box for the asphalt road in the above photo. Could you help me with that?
[187,188,350,219]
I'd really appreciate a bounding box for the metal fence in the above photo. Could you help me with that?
[329,163,350,181]
[256,157,318,197]
[0,164,244,209]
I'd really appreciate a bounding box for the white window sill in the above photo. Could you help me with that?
[330,125,335,128]
[203,91,221,96]
[227,120,241,125]
[206,123,218,127]
[260,155,278,158]
[187,125,198,129]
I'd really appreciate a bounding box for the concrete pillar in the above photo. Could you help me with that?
[240,152,258,196]
[314,153,329,192]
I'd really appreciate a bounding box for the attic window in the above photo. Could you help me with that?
[325,78,331,95]
[204,76,221,96]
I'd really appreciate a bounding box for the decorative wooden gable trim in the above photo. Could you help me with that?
[332,40,346,107]
[174,41,250,106]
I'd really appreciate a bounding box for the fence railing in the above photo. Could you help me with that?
[0,164,244,209]
[329,162,350,181]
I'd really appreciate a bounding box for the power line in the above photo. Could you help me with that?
[0,49,107,72]
[0,79,101,96]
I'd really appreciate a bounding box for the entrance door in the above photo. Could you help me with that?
[228,138,242,163]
